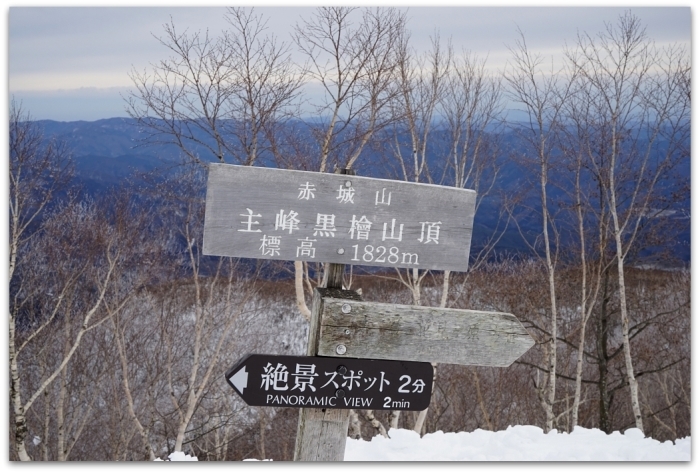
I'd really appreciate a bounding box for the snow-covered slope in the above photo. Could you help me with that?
[344,426,690,461]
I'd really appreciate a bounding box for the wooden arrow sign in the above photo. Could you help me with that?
[225,354,434,411]
[316,297,535,367]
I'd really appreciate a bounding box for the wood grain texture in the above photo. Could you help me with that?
[317,298,535,368]
[203,163,476,272]
[294,289,361,461]
[294,406,350,462]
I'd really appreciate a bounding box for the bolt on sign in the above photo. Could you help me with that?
[203,164,476,272]
[226,354,433,411]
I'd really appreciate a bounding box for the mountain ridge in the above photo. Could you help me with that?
[31,117,690,264]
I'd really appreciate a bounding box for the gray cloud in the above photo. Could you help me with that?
[8,6,691,121]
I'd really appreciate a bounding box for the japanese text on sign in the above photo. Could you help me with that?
[225,354,434,411]
[203,164,476,271]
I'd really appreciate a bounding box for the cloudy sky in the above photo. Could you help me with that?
[5,1,693,121]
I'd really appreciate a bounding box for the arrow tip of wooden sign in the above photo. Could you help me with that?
[229,366,248,393]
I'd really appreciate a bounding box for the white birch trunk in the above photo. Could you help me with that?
[612,213,644,432]
[10,311,31,461]
[440,270,451,308]
[347,409,362,439]
[609,133,644,433]
[111,316,156,460]
[388,410,400,430]
[294,261,311,320]
[56,365,67,460]
[363,410,388,438]
[541,153,557,433]
[472,369,494,430]
[571,166,586,428]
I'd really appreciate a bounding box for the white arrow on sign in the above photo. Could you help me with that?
[229,366,248,393]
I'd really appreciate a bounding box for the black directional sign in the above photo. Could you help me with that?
[225,354,433,411]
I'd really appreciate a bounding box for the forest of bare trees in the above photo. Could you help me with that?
[9,8,689,460]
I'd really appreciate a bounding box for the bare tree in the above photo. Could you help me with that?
[378,29,449,434]
[556,79,614,429]
[9,104,72,461]
[389,30,448,185]
[414,48,506,436]
[293,6,406,173]
[504,29,576,433]
[386,29,449,309]
[566,11,690,433]
[382,32,506,434]
[10,197,138,460]
[290,6,406,321]
[8,101,72,284]
[439,47,508,302]
[126,6,315,337]
[124,168,265,454]
[127,7,303,166]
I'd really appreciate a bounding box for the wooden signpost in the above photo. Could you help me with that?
[202,163,535,462]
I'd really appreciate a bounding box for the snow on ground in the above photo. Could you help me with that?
[343,426,691,461]
[163,425,690,461]
[154,451,198,461]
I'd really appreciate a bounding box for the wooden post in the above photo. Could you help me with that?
[294,168,360,462]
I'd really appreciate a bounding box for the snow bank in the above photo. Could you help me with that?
[153,451,198,461]
[344,426,691,461]
[152,426,690,461]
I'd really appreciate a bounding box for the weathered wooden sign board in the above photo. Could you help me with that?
[201,164,535,462]
[203,164,476,272]
[317,298,534,367]
[226,354,433,411]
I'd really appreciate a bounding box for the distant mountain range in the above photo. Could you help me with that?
[33,117,690,264]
